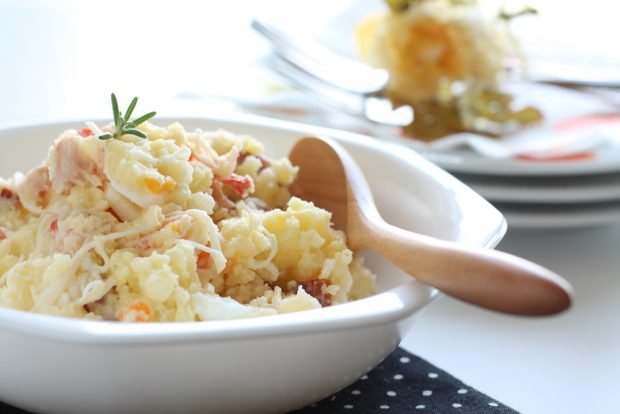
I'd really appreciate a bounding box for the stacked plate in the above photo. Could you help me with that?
[417,148,620,230]
[240,1,620,230]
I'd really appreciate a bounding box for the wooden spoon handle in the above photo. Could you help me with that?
[358,221,573,316]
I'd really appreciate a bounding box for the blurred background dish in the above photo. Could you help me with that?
[251,2,620,178]
[455,171,620,204]
[353,0,544,140]
[248,0,620,229]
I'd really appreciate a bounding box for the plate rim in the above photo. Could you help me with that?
[460,174,620,204]
[497,199,620,229]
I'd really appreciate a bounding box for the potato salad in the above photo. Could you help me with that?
[0,111,375,322]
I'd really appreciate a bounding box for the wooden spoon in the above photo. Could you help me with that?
[289,136,573,316]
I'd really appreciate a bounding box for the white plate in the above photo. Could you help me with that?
[0,114,505,414]
[456,171,620,204]
[495,200,620,229]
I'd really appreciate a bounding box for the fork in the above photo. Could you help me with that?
[251,19,389,96]
[252,19,414,127]
[264,54,413,127]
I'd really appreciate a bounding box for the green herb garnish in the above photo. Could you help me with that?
[385,0,477,13]
[98,93,156,140]
[498,5,537,21]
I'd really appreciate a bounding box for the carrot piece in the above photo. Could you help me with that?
[119,301,153,322]
[79,127,93,137]
[197,250,211,269]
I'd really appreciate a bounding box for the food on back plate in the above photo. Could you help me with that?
[355,0,543,140]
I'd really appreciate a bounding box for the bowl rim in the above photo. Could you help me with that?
[0,113,506,345]
[0,281,437,345]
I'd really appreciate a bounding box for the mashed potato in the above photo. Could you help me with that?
[0,122,375,322]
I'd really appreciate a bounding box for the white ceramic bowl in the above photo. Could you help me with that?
[0,114,506,414]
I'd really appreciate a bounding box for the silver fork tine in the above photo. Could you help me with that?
[252,19,388,96]
[265,54,413,127]
[266,55,366,116]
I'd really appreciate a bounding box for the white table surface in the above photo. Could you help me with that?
[1,1,619,413]
[403,225,620,414]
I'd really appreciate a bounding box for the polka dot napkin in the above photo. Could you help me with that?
[0,348,517,414]
[294,347,518,413]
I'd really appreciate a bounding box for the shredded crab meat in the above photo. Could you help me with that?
[16,166,50,214]
[50,135,103,192]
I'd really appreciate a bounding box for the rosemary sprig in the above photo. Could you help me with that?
[99,93,157,140]
[385,0,478,13]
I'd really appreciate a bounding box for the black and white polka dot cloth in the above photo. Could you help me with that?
[294,347,518,414]
[0,348,517,414]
